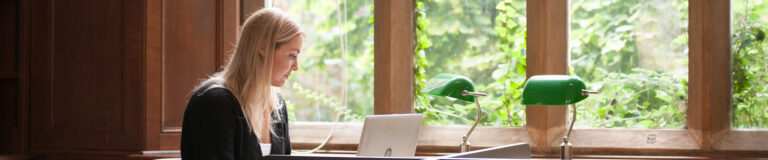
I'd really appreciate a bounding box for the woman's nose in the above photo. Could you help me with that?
[291,60,298,71]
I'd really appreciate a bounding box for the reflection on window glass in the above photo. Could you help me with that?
[570,0,688,128]
[274,0,374,122]
[732,0,768,129]
[414,0,527,127]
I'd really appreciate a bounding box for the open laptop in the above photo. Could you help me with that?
[356,114,423,157]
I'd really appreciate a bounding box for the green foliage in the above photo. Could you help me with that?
[278,0,374,122]
[732,0,768,128]
[570,0,689,128]
[414,0,527,127]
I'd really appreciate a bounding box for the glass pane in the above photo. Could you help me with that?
[732,0,768,129]
[415,0,527,127]
[274,0,374,122]
[570,0,689,128]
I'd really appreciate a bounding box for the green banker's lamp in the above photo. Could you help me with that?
[422,74,487,152]
[521,75,598,159]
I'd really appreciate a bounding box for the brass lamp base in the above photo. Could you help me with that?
[560,137,573,159]
[459,136,471,152]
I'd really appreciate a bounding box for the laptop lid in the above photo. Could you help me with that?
[356,114,423,157]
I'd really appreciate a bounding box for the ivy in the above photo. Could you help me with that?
[732,0,768,128]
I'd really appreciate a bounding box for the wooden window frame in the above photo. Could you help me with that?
[281,0,768,157]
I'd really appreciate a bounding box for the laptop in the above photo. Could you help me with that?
[356,114,423,157]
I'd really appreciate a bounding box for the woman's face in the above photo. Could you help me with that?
[270,35,303,87]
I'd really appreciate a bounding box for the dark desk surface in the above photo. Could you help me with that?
[265,155,530,160]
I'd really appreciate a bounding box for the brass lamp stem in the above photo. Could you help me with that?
[561,104,577,160]
[566,104,576,140]
[459,90,484,152]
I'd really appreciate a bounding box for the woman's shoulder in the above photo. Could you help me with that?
[187,81,240,112]
[191,79,233,97]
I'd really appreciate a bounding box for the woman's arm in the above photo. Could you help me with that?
[181,89,239,160]
[282,101,292,155]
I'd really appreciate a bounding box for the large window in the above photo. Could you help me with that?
[732,0,768,129]
[569,0,689,128]
[274,0,374,122]
[277,0,767,156]
[414,0,527,127]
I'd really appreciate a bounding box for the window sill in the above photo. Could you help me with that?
[290,123,768,157]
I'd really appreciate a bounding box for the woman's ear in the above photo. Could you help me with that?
[258,41,267,58]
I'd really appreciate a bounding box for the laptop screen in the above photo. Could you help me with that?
[356,114,423,157]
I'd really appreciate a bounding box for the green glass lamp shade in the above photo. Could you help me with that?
[521,75,589,105]
[422,74,476,102]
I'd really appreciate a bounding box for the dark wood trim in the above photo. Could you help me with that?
[0,73,17,79]
[0,0,31,154]
[144,0,164,150]
[373,0,415,115]
[18,0,30,153]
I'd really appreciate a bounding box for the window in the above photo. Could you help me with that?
[731,0,768,129]
[414,0,527,127]
[274,0,374,122]
[277,0,767,156]
[569,0,689,128]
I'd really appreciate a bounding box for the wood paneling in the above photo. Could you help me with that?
[161,0,219,131]
[0,0,17,74]
[525,0,569,155]
[0,0,25,154]
[29,0,144,150]
[145,0,239,150]
[0,79,20,153]
[373,0,414,115]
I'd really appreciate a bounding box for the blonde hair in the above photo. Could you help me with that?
[198,8,302,141]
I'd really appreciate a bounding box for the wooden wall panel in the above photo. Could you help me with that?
[161,0,219,131]
[0,0,16,75]
[146,0,239,150]
[29,0,143,150]
[0,0,23,154]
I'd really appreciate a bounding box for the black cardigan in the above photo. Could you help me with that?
[181,83,291,160]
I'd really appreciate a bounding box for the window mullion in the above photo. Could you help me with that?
[525,0,570,155]
[687,0,732,149]
[373,0,414,115]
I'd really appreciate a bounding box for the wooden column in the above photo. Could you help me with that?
[526,0,570,155]
[687,0,731,150]
[373,0,414,114]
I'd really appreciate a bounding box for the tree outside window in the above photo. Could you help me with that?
[732,0,768,129]
[275,0,374,122]
[569,0,689,129]
[414,0,527,127]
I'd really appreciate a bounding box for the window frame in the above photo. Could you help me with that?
[276,0,768,157]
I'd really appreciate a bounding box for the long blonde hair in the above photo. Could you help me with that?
[199,8,302,140]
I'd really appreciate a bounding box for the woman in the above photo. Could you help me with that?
[181,8,303,160]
